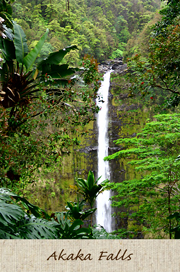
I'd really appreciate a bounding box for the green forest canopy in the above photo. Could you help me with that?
[12,0,161,63]
[0,0,180,239]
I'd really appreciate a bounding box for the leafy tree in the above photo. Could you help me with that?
[126,0,180,107]
[156,0,180,35]
[110,49,123,60]
[11,0,161,62]
[167,211,180,239]
[105,113,180,238]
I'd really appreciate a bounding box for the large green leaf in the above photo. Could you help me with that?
[0,201,24,226]
[0,188,46,218]
[13,22,28,63]
[47,64,76,78]
[0,36,15,61]
[38,45,78,69]
[80,208,96,220]
[2,39,15,60]
[0,188,59,239]
[69,219,84,231]
[87,171,95,190]
[23,29,49,71]
[17,215,58,239]
[0,212,58,239]
[77,178,88,192]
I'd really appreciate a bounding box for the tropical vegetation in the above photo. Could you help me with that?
[0,0,107,238]
[0,0,180,239]
[105,113,180,238]
[104,0,180,238]
[0,171,116,239]
[11,0,161,63]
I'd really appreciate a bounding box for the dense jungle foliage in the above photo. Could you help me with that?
[12,0,161,63]
[106,0,180,238]
[0,0,180,239]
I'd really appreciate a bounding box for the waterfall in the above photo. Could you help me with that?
[96,70,112,233]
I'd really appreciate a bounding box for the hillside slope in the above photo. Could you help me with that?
[12,0,161,63]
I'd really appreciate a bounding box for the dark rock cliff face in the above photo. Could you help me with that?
[108,68,128,233]
[73,61,145,236]
[98,58,127,75]
[78,60,129,232]
[98,61,144,237]
[73,59,128,181]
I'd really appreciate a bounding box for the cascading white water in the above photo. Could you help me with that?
[96,70,112,233]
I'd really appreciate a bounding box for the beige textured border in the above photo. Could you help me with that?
[0,240,179,272]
